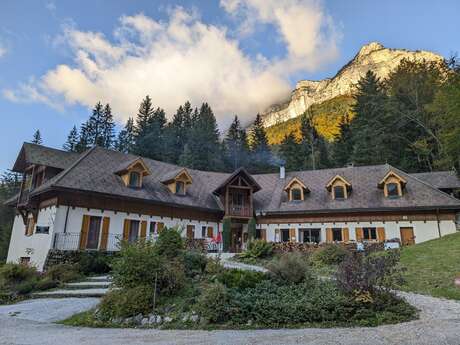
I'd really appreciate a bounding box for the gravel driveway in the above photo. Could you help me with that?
[1,292,460,345]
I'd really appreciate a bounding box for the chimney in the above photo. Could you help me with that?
[279,166,285,179]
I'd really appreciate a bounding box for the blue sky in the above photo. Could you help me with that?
[0,0,459,172]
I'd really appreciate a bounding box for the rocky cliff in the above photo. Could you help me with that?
[261,42,443,127]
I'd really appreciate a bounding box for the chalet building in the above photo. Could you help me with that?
[5,143,460,270]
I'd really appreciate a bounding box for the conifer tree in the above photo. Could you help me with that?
[279,133,303,171]
[101,103,115,148]
[248,114,273,173]
[224,115,249,170]
[63,126,79,152]
[115,118,135,153]
[86,102,105,147]
[179,103,223,170]
[31,130,42,145]
[163,101,193,163]
[75,121,90,153]
[135,95,154,138]
[331,114,353,167]
[350,70,388,165]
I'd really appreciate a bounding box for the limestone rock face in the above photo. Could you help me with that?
[261,42,443,127]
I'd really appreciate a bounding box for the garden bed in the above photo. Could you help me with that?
[59,228,418,329]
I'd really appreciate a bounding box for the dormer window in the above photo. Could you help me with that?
[115,158,151,189]
[333,185,345,199]
[175,181,186,195]
[378,170,406,198]
[162,168,193,195]
[291,188,302,201]
[129,171,141,188]
[326,175,352,200]
[284,177,309,202]
[386,183,399,198]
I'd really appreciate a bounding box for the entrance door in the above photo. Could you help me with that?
[86,216,102,249]
[230,225,243,253]
[400,227,415,246]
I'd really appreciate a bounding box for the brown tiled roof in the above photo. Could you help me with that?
[411,171,460,190]
[14,144,460,214]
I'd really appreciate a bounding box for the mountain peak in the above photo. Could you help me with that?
[261,43,443,129]
[357,42,384,56]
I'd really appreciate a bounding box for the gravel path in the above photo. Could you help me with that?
[1,292,460,345]
[0,298,100,323]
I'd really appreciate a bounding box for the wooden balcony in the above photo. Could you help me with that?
[228,204,252,218]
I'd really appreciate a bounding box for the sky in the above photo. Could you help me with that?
[0,0,459,172]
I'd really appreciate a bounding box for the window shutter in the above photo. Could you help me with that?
[157,222,164,233]
[326,228,333,243]
[289,228,296,242]
[27,217,36,236]
[186,225,194,239]
[377,227,386,242]
[123,219,130,241]
[140,220,147,240]
[355,227,363,241]
[99,217,110,250]
[342,228,350,242]
[79,215,90,250]
[260,229,266,242]
[207,226,213,238]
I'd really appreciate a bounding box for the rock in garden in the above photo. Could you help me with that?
[141,318,149,326]
[164,316,173,323]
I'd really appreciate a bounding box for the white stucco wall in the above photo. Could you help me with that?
[55,206,221,251]
[7,206,62,271]
[257,219,457,244]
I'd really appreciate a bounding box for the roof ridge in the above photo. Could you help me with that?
[389,165,460,204]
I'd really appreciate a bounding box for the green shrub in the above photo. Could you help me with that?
[112,240,161,289]
[216,269,266,290]
[267,253,312,285]
[35,277,58,291]
[98,285,154,320]
[312,244,350,266]
[78,252,113,275]
[155,226,184,258]
[0,263,39,290]
[183,250,208,277]
[239,240,273,259]
[204,257,225,276]
[45,264,81,283]
[196,283,230,324]
[112,240,185,296]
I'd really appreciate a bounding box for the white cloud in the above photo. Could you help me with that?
[0,43,6,58]
[3,2,340,129]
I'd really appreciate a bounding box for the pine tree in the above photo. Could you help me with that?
[179,103,223,171]
[135,95,155,139]
[164,101,194,163]
[224,115,249,170]
[331,114,353,167]
[75,121,90,153]
[86,102,105,147]
[248,114,273,173]
[101,103,115,148]
[115,118,135,153]
[279,133,303,171]
[63,126,79,152]
[350,71,389,166]
[32,130,42,145]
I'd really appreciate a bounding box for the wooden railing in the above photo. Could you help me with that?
[228,205,251,217]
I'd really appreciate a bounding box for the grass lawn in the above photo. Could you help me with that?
[400,232,460,300]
